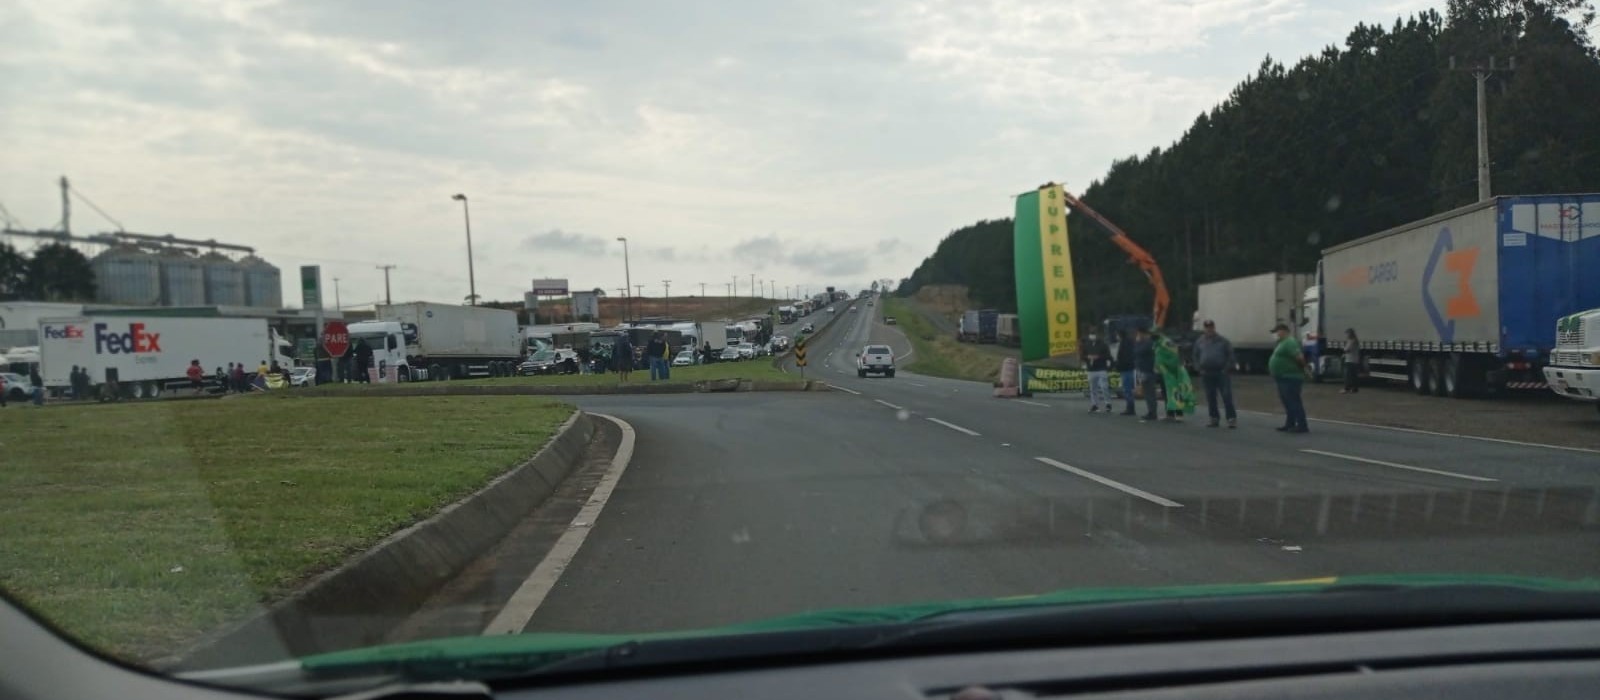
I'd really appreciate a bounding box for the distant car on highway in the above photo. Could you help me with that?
[673,349,697,367]
[520,348,579,375]
[850,306,859,312]
[720,345,743,362]
[883,316,897,325]
[734,342,757,360]
[289,366,316,387]
[800,323,815,334]
[771,335,790,350]
[827,307,835,313]
[856,344,895,378]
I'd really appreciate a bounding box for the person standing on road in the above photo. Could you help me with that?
[645,333,664,381]
[1269,322,1310,433]
[231,362,246,394]
[1193,320,1238,428]
[1115,329,1137,415]
[615,336,634,382]
[1081,332,1113,413]
[29,366,45,406]
[1341,328,1362,394]
[186,359,206,395]
[215,365,227,394]
[1153,331,1194,421]
[1134,328,1160,422]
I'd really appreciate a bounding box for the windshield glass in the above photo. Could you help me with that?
[6,0,1600,695]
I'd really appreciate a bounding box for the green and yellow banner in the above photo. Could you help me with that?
[1014,184,1081,362]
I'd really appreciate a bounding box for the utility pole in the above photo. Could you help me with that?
[616,237,633,323]
[332,277,342,310]
[731,274,738,297]
[699,282,706,297]
[1451,55,1514,202]
[634,284,644,299]
[375,265,396,306]
[59,175,70,234]
[663,280,671,317]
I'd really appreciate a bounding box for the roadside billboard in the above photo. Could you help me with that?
[530,278,569,296]
[1013,184,1081,362]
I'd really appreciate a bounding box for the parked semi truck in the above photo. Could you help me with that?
[1303,195,1600,397]
[1544,308,1600,413]
[1192,272,1313,373]
[347,302,522,381]
[996,313,1021,347]
[37,315,291,399]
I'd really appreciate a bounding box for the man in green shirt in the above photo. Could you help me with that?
[1268,322,1309,433]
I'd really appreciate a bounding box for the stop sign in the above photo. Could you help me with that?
[321,321,350,358]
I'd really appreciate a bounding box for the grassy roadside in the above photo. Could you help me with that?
[307,360,794,394]
[0,397,572,661]
[882,297,1011,383]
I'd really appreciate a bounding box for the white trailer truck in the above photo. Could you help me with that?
[1192,272,1313,373]
[37,316,291,399]
[1304,194,1600,397]
[346,302,522,381]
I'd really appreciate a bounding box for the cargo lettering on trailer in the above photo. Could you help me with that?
[42,324,86,340]
[94,323,163,354]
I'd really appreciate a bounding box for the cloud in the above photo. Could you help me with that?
[1,0,1441,308]
[521,229,608,256]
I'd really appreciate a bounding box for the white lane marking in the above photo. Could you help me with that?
[1015,399,1051,407]
[827,384,862,395]
[925,417,980,436]
[895,351,914,362]
[1299,449,1498,483]
[483,413,636,635]
[874,399,904,410]
[909,382,927,387]
[1238,410,1600,455]
[1033,457,1184,508]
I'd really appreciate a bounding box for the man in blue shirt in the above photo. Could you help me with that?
[1134,328,1159,421]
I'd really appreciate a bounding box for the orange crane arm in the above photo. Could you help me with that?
[1058,190,1171,329]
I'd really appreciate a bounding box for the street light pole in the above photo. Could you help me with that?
[450,194,477,305]
[376,265,395,306]
[616,237,632,323]
[731,275,738,298]
[750,273,755,299]
[332,277,342,310]
[663,280,671,317]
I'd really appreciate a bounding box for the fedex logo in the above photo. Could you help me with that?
[43,325,86,340]
[94,322,162,354]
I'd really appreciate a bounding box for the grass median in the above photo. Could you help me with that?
[309,359,794,393]
[0,396,572,662]
[882,297,1010,383]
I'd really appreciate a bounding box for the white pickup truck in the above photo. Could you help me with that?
[856,344,896,378]
[1544,308,1600,414]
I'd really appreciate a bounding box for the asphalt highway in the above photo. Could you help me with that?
[497,298,1600,637]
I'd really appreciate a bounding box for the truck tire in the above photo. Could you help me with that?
[429,364,444,381]
[147,382,163,399]
[1443,354,1467,398]
[1430,357,1449,397]
[397,366,410,383]
[1410,357,1432,395]
[130,382,147,400]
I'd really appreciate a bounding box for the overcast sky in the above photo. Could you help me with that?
[2,0,1438,308]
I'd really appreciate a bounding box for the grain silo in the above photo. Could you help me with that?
[241,255,283,308]
[201,252,246,306]
[91,246,162,306]
[159,250,207,306]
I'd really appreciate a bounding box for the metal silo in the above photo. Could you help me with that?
[159,251,207,306]
[92,246,162,306]
[201,252,246,306]
[241,255,283,308]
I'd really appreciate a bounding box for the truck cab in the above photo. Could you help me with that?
[1544,309,1600,413]
[345,320,409,380]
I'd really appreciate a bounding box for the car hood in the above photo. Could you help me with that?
[294,574,1599,679]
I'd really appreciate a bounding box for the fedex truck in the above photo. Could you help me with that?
[37,316,289,399]
[1303,195,1600,397]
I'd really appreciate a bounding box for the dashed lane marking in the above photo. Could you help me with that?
[827,384,862,395]
[874,399,904,410]
[925,417,980,436]
[1033,457,1183,508]
[1299,449,1498,483]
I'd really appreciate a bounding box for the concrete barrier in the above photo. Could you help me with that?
[168,411,598,670]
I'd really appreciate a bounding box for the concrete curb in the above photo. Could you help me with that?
[167,411,598,670]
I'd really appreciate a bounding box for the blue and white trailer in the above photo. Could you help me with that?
[1302,195,1600,397]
